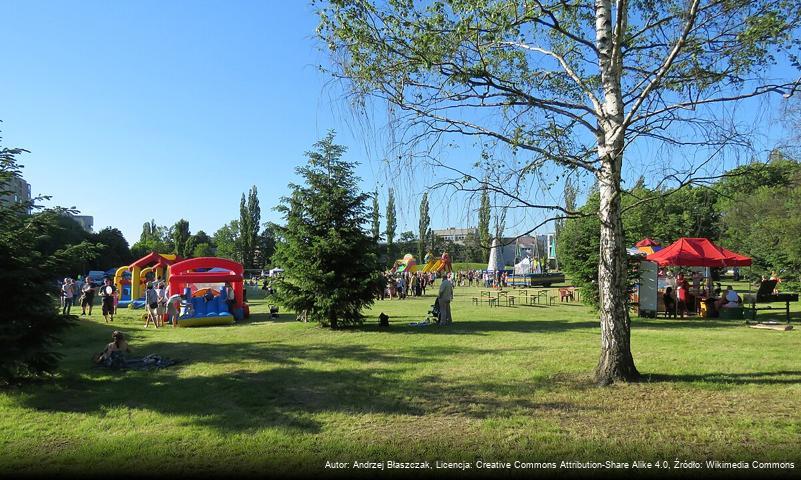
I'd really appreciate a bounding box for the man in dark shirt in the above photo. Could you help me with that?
[99,278,117,323]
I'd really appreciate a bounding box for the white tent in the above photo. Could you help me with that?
[268,268,284,277]
[487,238,504,272]
[514,256,532,275]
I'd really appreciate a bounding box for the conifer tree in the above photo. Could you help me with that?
[272,132,382,328]
[1,141,91,384]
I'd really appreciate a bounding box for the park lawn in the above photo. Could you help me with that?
[1,283,800,476]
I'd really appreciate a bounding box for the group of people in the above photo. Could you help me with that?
[449,270,509,288]
[61,277,111,319]
[62,274,238,328]
[661,269,749,318]
[380,271,436,300]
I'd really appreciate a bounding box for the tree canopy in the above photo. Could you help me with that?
[318,0,801,385]
[272,132,383,328]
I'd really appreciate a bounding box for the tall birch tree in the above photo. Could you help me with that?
[318,0,801,384]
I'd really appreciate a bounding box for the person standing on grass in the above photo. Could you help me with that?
[156,282,167,327]
[100,277,116,323]
[166,293,183,328]
[61,278,74,315]
[438,273,454,325]
[224,282,236,312]
[676,279,689,318]
[144,283,159,328]
[81,279,95,316]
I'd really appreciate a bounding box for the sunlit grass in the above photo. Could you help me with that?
[1,281,799,474]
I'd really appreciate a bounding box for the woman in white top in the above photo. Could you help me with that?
[61,278,74,315]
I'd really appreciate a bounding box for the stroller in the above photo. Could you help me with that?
[409,298,441,327]
[427,298,441,324]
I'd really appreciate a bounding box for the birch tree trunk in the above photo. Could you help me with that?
[594,0,640,384]
[595,147,640,384]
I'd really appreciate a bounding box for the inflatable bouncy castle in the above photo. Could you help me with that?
[115,252,180,309]
[392,254,418,273]
[421,251,452,273]
[167,257,247,327]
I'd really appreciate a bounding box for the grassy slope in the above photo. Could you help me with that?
[1,283,799,475]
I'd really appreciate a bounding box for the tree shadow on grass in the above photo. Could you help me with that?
[356,319,600,335]
[632,318,748,330]
[644,370,801,385]
[16,321,594,434]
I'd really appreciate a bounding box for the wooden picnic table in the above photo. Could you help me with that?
[528,287,553,305]
[479,289,514,306]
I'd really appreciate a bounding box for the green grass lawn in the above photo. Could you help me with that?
[1,283,800,476]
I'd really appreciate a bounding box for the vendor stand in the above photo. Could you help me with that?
[643,238,752,318]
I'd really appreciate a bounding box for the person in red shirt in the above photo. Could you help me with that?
[677,280,689,318]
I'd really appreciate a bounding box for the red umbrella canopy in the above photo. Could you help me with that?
[645,238,752,267]
[635,238,661,247]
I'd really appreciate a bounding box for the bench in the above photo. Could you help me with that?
[507,295,515,307]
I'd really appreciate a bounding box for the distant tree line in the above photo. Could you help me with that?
[558,150,801,307]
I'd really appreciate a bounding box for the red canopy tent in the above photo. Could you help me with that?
[635,238,661,247]
[645,237,751,267]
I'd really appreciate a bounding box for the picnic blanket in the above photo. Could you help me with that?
[96,352,181,370]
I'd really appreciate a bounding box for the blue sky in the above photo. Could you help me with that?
[1,1,797,246]
[0,0,408,243]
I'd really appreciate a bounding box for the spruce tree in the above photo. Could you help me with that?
[0,142,82,384]
[272,132,383,329]
[418,192,430,260]
[385,188,396,264]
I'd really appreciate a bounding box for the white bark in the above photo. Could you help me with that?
[594,0,640,384]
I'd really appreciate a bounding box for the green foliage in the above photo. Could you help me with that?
[239,186,261,269]
[462,231,485,263]
[172,219,191,257]
[183,230,213,259]
[371,192,381,242]
[28,211,103,276]
[131,219,173,258]
[418,192,430,261]
[719,156,801,282]
[89,227,131,269]
[212,220,242,263]
[558,184,723,308]
[254,224,276,269]
[478,186,490,262]
[385,188,397,263]
[272,132,383,328]
[0,143,76,384]
[191,242,214,258]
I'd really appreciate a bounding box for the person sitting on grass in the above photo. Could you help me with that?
[716,286,741,310]
[94,331,131,367]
